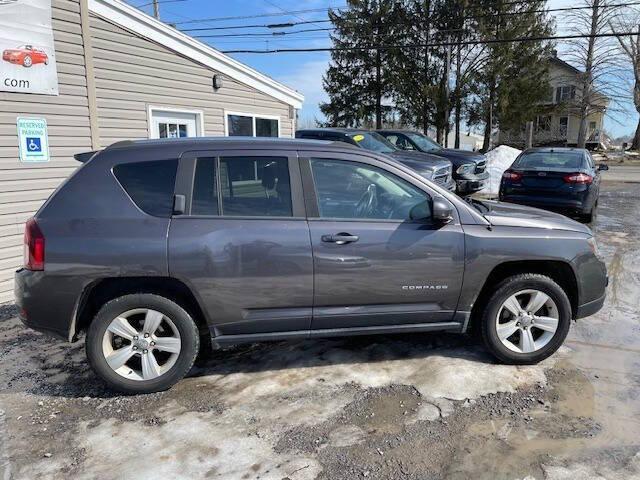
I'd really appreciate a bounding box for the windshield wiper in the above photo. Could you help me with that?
[465,197,490,213]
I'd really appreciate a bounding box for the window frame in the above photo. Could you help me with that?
[555,85,576,103]
[224,110,281,138]
[175,149,305,220]
[298,151,455,225]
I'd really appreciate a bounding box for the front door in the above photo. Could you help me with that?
[168,150,313,337]
[302,153,465,331]
[151,110,199,139]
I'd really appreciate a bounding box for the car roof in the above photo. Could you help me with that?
[375,129,420,134]
[93,136,362,160]
[296,128,369,134]
[522,147,588,154]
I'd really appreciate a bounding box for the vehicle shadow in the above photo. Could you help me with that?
[1,311,497,399]
[190,332,491,379]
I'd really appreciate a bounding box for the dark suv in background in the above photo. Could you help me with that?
[377,130,489,195]
[16,138,607,394]
[296,128,455,191]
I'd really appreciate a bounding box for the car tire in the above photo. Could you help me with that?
[480,274,571,365]
[581,201,597,224]
[86,293,200,394]
[22,55,32,67]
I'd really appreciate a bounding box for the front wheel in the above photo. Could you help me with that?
[480,274,571,364]
[22,55,32,67]
[86,294,200,394]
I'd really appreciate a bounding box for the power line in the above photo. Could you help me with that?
[180,19,331,33]
[173,6,347,25]
[178,1,640,36]
[193,27,334,39]
[221,30,640,54]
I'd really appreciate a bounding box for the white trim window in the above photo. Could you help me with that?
[147,106,204,139]
[224,111,280,138]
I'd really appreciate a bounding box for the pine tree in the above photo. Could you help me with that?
[320,0,404,128]
[466,0,554,151]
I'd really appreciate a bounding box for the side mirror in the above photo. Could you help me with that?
[597,164,609,171]
[432,197,453,223]
[409,200,432,221]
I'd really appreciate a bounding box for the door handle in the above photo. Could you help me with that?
[321,233,359,245]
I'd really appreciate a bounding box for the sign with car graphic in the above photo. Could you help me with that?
[0,0,58,95]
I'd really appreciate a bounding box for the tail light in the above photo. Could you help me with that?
[24,218,45,271]
[502,170,523,182]
[563,172,593,184]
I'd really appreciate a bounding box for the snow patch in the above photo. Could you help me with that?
[480,145,523,195]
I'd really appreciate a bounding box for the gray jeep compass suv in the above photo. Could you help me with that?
[15,138,607,394]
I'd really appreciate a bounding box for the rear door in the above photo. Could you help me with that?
[168,149,313,337]
[300,151,465,331]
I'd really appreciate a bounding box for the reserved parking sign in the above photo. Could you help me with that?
[17,117,50,163]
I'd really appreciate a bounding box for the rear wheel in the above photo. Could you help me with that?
[22,55,32,67]
[86,294,199,394]
[480,274,571,364]
[581,200,597,224]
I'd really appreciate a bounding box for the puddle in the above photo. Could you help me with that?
[445,182,640,478]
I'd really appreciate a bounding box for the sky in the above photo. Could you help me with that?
[128,0,637,138]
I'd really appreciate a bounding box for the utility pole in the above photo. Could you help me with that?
[443,34,452,147]
[153,0,160,19]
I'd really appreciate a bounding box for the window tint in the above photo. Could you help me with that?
[220,156,292,217]
[227,114,280,137]
[113,159,177,217]
[256,118,278,137]
[512,152,584,170]
[192,157,219,215]
[310,158,429,221]
[227,115,253,136]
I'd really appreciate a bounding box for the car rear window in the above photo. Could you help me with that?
[512,152,584,170]
[113,159,178,217]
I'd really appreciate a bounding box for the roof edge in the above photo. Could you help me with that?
[87,0,304,109]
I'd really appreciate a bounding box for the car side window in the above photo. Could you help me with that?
[586,153,595,169]
[310,158,430,221]
[220,156,292,217]
[192,157,219,215]
[113,159,177,217]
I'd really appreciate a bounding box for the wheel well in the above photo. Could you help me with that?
[74,277,209,341]
[469,260,579,332]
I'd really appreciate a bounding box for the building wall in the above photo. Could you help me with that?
[0,0,91,303]
[89,14,294,145]
[0,0,298,303]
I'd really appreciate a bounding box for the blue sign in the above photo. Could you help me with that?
[17,117,49,163]
[26,137,42,152]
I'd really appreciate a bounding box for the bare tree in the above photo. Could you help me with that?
[610,9,640,150]
[564,0,627,148]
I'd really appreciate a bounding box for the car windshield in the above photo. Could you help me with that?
[405,132,442,153]
[512,152,584,171]
[349,132,396,154]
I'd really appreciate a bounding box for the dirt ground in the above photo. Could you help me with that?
[1,182,639,480]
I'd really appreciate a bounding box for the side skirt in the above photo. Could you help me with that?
[211,321,464,348]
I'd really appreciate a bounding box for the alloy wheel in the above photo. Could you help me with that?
[101,308,181,381]
[495,289,559,354]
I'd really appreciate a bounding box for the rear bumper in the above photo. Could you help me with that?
[498,194,591,213]
[15,268,80,342]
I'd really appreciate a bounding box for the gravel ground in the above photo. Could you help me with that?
[1,182,639,480]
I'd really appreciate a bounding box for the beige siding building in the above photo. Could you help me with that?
[0,0,303,302]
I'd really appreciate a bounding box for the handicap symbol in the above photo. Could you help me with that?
[26,137,42,152]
